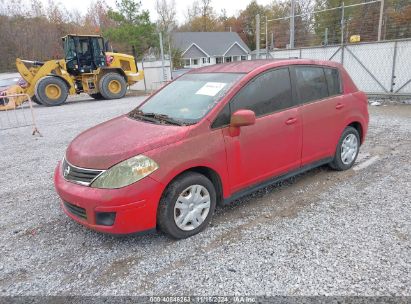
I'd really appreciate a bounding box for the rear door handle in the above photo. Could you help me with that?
[336,103,344,110]
[285,118,297,125]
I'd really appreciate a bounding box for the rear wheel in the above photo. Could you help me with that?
[157,172,217,239]
[30,95,42,105]
[34,76,68,106]
[88,93,105,100]
[98,73,127,100]
[330,126,360,171]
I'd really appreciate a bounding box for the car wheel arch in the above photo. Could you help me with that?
[158,166,225,207]
[347,121,363,144]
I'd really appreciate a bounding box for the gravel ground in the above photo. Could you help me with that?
[0,96,410,296]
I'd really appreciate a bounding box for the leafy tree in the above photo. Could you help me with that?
[104,0,157,58]
[171,47,183,69]
[237,0,268,50]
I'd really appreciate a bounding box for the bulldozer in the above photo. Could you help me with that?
[1,34,144,109]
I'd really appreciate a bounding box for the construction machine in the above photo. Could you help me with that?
[3,34,144,109]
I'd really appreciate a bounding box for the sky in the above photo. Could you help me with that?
[36,0,273,24]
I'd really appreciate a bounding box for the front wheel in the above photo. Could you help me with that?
[157,172,217,239]
[330,126,360,171]
[34,76,68,106]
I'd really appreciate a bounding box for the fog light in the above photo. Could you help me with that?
[95,212,116,226]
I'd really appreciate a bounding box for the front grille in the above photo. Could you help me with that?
[64,201,87,220]
[62,158,104,186]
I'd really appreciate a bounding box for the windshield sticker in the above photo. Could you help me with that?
[195,82,227,97]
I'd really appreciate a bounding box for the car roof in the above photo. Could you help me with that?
[190,59,341,74]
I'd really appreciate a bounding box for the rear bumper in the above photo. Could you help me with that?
[54,161,165,234]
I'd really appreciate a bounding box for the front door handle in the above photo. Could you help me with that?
[336,103,344,110]
[285,117,297,125]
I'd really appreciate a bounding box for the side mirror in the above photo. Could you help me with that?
[230,109,256,127]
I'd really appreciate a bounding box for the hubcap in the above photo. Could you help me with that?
[341,133,358,165]
[174,185,211,231]
[108,79,121,94]
[45,84,61,100]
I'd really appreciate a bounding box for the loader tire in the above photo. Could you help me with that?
[88,93,105,100]
[98,73,127,100]
[30,95,42,105]
[35,76,68,106]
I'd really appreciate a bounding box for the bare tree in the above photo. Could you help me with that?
[155,0,177,33]
[200,0,212,31]
[185,1,200,22]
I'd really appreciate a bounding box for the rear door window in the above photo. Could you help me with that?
[295,66,329,103]
[324,68,342,96]
[230,68,294,117]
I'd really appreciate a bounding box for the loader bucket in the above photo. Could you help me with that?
[0,85,27,111]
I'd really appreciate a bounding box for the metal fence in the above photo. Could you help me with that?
[130,59,172,93]
[0,93,41,135]
[267,38,411,96]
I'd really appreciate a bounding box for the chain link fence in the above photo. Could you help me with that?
[0,93,41,135]
[268,38,411,96]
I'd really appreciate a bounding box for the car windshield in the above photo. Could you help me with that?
[130,73,244,124]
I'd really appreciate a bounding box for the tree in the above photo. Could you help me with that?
[156,0,177,33]
[83,0,115,34]
[104,0,157,57]
[384,0,411,39]
[237,0,268,50]
[179,0,218,31]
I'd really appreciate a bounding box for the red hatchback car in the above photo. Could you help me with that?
[54,59,369,239]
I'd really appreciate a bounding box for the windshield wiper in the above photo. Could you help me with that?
[129,109,185,126]
[142,112,185,126]
[128,110,159,124]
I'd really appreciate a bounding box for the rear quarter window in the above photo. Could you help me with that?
[324,68,342,96]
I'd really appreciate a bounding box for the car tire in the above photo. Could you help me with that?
[34,76,68,106]
[98,73,127,100]
[88,93,105,100]
[330,126,360,171]
[157,172,217,239]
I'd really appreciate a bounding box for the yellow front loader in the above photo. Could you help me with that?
[0,34,143,110]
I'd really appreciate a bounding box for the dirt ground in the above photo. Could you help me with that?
[0,96,410,296]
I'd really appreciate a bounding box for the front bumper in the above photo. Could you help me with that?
[54,161,165,234]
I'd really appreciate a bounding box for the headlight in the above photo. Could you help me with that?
[91,155,159,189]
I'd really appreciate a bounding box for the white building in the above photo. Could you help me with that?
[172,32,251,68]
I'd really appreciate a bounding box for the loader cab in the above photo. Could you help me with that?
[62,35,107,75]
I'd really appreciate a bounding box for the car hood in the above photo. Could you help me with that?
[66,115,190,169]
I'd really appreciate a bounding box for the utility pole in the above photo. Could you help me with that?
[324,27,328,46]
[159,32,167,82]
[168,36,173,80]
[290,0,295,48]
[378,0,384,41]
[271,32,274,51]
[341,2,345,45]
[256,14,260,59]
